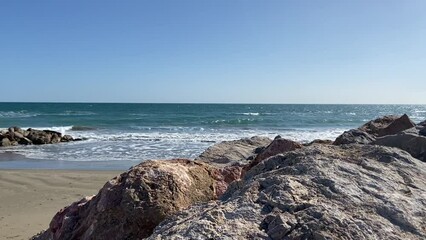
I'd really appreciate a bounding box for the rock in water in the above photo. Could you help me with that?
[196,136,272,167]
[359,114,416,137]
[333,129,375,145]
[34,159,234,240]
[148,144,426,239]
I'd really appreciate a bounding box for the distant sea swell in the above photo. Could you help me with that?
[0,103,425,169]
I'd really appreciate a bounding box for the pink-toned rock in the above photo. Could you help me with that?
[213,165,244,197]
[34,159,232,240]
[244,137,303,172]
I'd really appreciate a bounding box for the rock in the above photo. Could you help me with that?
[149,144,426,239]
[305,139,333,146]
[373,133,426,162]
[420,127,426,137]
[359,114,416,137]
[196,136,272,167]
[18,137,32,145]
[1,138,11,147]
[26,129,62,145]
[333,129,375,145]
[34,159,233,240]
[247,138,303,170]
[60,135,74,142]
[418,120,426,126]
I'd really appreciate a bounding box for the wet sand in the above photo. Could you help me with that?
[0,169,120,240]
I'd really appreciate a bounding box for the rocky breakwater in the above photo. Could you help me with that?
[33,115,426,239]
[0,126,76,147]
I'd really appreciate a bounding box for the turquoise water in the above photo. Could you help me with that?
[1,103,425,169]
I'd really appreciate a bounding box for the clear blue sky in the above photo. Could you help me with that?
[1,0,425,104]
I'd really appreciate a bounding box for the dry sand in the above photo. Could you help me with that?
[0,169,120,240]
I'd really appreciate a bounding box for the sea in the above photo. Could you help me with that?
[0,103,425,170]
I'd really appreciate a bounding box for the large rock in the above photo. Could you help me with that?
[34,159,234,240]
[196,136,272,167]
[359,114,416,137]
[373,133,426,162]
[333,129,375,145]
[149,144,426,239]
[420,127,426,137]
[246,137,303,171]
[1,138,11,147]
[418,120,426,127]
[26,129,62,145]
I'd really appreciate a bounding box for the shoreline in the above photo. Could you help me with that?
[0,169,120,240]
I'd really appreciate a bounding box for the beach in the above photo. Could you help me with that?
[0,169,119,240]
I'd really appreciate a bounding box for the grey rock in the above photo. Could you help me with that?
[420,127,426,137]
[18,137,32,145]
[333,129,375,145]
[359,114,416,137]
[60,135,74,142]
[373,133,426,162]
[149,144,426,240]
[196,136,272,167]
[418,120,426,127]
[1,138,11,147]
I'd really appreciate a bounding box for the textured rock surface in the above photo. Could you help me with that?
[374,133,426,162]
[196,136,271,167]
[246,137,303,171]
[149,144,426,240]
[34,159,231,240]
[420,127,426,137]
[359,114,415,137]
[333,129,375,145]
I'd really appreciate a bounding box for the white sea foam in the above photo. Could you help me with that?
[0,111,40,118]
[241,112,260,116]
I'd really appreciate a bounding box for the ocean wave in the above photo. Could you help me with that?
[52,111,97,116]
[0,111,40,118]
[240,112,260,116]
[211,118,258,125]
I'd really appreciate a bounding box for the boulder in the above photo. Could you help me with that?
[359,114,415,137]
[418,120,426,127]
[18,137,33,145]
[333,129,375,145]
[373,133,426,162]
[420,127,426,137]
[60,135,74,142]
[1,138,11,147]
[33,159,234,240]
[26,129,62,145]
[246,137,303,171]
[149,144,426,239]
[196,136,272,167]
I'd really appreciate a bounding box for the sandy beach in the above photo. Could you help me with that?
[0,169,120,240]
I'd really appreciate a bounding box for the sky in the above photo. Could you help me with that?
[0,0,425,104]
